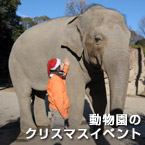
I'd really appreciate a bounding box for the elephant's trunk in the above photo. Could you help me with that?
[104,47,129,116]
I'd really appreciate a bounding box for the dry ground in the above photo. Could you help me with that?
[0,87,145,145]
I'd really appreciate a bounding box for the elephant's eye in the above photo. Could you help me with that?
[95,35,102,44]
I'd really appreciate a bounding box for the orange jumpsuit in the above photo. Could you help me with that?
[47,65,70,119]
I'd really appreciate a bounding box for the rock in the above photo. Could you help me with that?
[128,47,145,95]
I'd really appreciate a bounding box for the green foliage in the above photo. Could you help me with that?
[0,0,24,41]
[130,37,145,56]
[130,44,145,56]
[135,38,145,46]
[33,16,50,24]
[0,0,24,82]
[20,16,50,30]
[20,17,36,30]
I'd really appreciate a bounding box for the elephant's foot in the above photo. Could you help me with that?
[16,131,29,142]
[35,118,51,127]
[17,124,38,142]
[36,125,51,135]
[16,128,41,142]
[81,120,88,125]
[37,125,51,129]
[32,126,50,137]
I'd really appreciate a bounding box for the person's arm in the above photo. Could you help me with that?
[63,58,70,76]
[63,65,69,76]
[52,77,69,119]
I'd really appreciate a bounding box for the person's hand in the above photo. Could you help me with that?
[63,58,70,66]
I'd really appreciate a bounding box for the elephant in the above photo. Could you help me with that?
[9,5,130,140]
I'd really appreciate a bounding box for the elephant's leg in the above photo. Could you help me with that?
[86,71,107,134]
[66,70,85,129]
[9,59,37,140]
[14,82,37,140]
[33,90,51,128]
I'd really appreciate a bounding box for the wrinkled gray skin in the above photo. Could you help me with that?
[9,5,130,139]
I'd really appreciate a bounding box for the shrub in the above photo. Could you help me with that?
[130,44,145,56]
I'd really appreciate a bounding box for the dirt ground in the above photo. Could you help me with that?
[0,87,145,145]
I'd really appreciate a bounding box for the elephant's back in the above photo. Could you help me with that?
[10,16,75,57]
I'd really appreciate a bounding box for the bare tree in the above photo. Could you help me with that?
[129,28,143,44]
[65,0,89,16]
[139,16,145,37]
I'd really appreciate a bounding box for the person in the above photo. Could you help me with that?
[47,58,70,145]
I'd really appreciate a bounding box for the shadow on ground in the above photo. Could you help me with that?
[0,118,20,145]
[125,113,145,145]
[137,94,145,98]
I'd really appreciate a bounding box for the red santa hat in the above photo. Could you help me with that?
[47,58,61,75]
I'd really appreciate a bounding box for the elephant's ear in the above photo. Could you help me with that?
[61,16,84,58]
